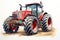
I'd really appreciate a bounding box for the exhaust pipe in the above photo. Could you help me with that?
[19,4,22,10]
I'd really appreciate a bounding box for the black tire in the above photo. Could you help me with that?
[3,16,19,33]
[41,13,52,32]
[24,16,39,35]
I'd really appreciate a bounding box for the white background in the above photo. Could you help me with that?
[0,0,60,40]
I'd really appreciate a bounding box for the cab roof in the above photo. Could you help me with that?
[26,3,40,6]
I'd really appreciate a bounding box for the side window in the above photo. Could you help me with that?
[38,6,42,13]
[38,6,42,16]
[27,7,31,11]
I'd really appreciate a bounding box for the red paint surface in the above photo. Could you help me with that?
[12,10,31,20]
[32,20,37,30]
[48,18,52,26]
[39,13,44,21]
[20,10,31,20]
[9,22,16,30]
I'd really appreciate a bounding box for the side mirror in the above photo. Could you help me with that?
[19,4,22,10]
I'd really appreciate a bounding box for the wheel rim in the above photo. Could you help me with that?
[9,22,17,30]
[32,20,37,30]
[47,17,52,30]
[48,17,52,26]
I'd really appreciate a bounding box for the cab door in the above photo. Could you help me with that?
[31,5,38,17]
[37,5,42,18]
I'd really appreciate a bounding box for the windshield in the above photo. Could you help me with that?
[26,4,42,17]
[26,5,36,11]
[26,5,37,16]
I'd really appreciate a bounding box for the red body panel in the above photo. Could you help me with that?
[12,10,44,21]
[12,10,31,20]
[39,13,44,21]
[21,11,31,20]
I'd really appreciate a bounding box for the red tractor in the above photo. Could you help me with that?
[3,2,52,35]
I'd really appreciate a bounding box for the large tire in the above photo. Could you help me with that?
[41,13,52,32]
[24,16,39,35]
[3,16,19,33]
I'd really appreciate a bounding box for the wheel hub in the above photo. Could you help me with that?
[32,20,37,30]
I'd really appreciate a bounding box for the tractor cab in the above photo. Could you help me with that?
[18,3,43,20]
[26,3,43,17]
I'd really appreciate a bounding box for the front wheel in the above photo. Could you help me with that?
[3,16,19,33]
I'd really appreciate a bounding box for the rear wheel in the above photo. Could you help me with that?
[24,16,39,35]
[41,13,52,32]
[3,16,19,33]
